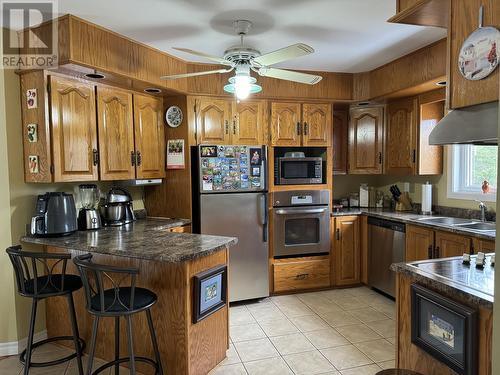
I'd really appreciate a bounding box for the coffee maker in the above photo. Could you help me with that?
[77,184,102,230]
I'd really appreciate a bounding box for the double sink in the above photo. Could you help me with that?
[416,216,496,234]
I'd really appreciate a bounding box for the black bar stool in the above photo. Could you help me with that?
[73,253,163,375]
[6,245,85,375]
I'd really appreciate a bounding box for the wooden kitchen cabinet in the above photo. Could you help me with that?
[273,256,330,293]
[434,231,472,258]
[332,216,360,286]
[332,110,348,174]
[50,75,99,182]
[232,100,267,145]
[385,97,418,175]
[133,94,165,179]
[302,103,332,146]
[195,97,232,144]
[270,102,302,146]
[97,87,135,181]
[473,238,495,253]
[406,225,434,261]
[348,106,384,174]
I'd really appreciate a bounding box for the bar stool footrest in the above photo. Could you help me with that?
[20,335,85,368]
[92,356,160,375]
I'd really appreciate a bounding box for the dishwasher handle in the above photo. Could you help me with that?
[367,217,406,232]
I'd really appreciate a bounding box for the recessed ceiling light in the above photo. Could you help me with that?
[436,80,447,87]
[84,73,105,79]
[144,88,162,94]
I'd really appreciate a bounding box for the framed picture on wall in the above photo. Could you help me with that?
[193,265,227,323]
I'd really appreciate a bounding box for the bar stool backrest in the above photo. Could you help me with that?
[73,253,140,315]
[6,245,71,298]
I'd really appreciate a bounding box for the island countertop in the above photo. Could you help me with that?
[391,255,494,308]
[21,218,238,263]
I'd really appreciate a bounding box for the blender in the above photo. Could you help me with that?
[77,184,102,230]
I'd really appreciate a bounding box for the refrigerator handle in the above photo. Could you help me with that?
[261,145,268,191]
[259,193,268,243]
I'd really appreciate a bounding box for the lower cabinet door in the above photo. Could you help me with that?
[273,257,330,293]
[406,225,435,261]
[434,231,471,258]
[333,216,360,286]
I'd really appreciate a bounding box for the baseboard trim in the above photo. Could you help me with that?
[0,330,48,357]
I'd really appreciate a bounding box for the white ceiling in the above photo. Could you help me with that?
[21,0,446,73]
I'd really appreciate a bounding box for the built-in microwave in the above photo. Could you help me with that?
[275,156,323,185]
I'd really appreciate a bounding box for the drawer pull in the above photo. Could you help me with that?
[294,273,309,280]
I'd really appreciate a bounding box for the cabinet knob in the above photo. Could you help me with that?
[136,151,142,166]
[131,151,136,166]
[225,120,229,135]
[303,122,308,136]
[336,228,340,240]
[92,149,99,166]
[428,245,433,259]
[434,246,440,258]
[412,149,416,163]
[233,118,237,135]
[296,122,301,136]
[378,152,382,164]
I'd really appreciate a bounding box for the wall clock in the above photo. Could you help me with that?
[165,105,183,128]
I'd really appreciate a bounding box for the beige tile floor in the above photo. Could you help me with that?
[213,286,396,375]
[0,287,395,375]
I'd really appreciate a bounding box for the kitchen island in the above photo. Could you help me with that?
[391,256,494,375]
[22,218,238,375]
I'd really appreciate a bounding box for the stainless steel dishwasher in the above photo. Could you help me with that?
[368,217,406,297]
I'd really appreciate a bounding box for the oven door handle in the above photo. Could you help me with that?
[275,208,328,215]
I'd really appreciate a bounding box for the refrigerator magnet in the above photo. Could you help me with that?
[28,155,39,173]
[26,89,37,109]
[201,145,217,157]
[251,166,261,177]
[250,148,262,165]
[27,123,38,142]
[202,175,213,191]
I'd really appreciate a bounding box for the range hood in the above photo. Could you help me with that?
[429,102,498,145]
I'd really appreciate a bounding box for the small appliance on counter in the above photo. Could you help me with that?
[31,192,77,236]
[100,187,136,226]
[77,184,102,230]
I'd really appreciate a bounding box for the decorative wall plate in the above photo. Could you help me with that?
[165,105,183,127]
[458,7,500,81]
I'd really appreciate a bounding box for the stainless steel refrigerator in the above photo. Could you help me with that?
[192,145,269,302]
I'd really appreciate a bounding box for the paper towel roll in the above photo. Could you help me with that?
[421,182,432,213]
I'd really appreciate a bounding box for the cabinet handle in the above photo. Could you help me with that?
[136,151,142,166]
[428,245,433,259]
[131,151,136,166]
[225,120,229,135]
[303,122,308,135]
[92,149,99,166]
[470,244,474,255]
[336,228,340,240]
[434,246,440,258]
[378,152,382,164]
[412,149,416,163]
[296,122,301,135]
[233,118,236,135]
[295,273,308,280]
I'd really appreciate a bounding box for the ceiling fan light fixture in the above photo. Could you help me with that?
[224,64,262,99]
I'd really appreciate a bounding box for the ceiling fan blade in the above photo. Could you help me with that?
[258,67,322,85]
[252,43,314,66]
[160,68,233,80]
[172,47,233,66]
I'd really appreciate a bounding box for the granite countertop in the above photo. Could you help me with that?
[21,218,238,263]
[331,208,495,241]
[391,255,494,308]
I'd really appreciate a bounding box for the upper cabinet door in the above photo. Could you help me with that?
[418,90,444,175]
[270,102,302,146]
[232,100,266,145]
[385,97,418,175]
[302,103,332,147]
[50,76,98,182]
[332,110,348,175]
[348,107,384,174]
[97,87,135,181]
[196,98,231,144]
[134,94,165,179]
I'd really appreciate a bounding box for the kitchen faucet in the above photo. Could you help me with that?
[475,200,487,222]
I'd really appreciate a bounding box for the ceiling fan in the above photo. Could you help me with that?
[160,20,322,100]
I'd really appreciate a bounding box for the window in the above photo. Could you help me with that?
[448,145,497,202]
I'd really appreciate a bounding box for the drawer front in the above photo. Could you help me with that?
[273,259,330,292]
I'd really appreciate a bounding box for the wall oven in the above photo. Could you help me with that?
[273,190,330,257]
[275,155,323,185]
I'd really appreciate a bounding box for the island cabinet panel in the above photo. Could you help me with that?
[232,100,267,145]
[273,256,330,293]
[332,216,360,286]
[302,103,332,147]
[50,75,98,182]
[348,106,384,174]
[195,97,231,144]
[406,225,434,261]
[434,231,472,258]
[385,97,418,175]
[270,102,302,146]
[473,238,495,253]
[332,110,348,174]
[45,246,229,375]
[97,87,135,181]
[396,273,492,375]
[449,0,500,108]
[133,94,166,179]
